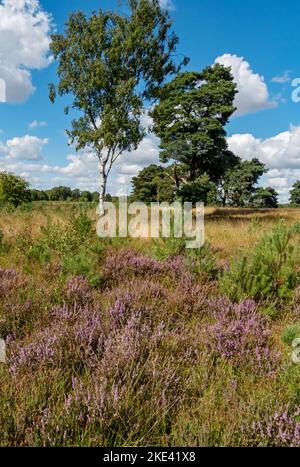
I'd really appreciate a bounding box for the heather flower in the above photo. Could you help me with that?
[101,249,187,286]
[64,276,92,304]
[105,279,168,324]
[217,258,230,273]
[108,300,126,324]
[204,298,278,372]
[0,268,24,297]
[9,303,104,375]
[59,316,185,442]
[252,406,300,447]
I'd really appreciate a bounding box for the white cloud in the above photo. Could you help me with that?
[29,120,48,129]
[0,111,160,193]
[159,0,175,10]
[228,126,300,170]
[0,134,48,160]
[272,71,291,84]
[215,54,277,116]
[0,0,52,103]
[227,125,300,202]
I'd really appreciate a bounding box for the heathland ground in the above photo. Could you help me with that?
[1,203,300,446]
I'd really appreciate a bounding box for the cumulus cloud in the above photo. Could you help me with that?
[29,120,48,129]
[215,54,277,116]
[227,126,300,202]
[0,110,160,193]
[0,134,48,160]
[0,0,52,103]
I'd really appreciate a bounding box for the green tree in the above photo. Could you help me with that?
[92,192,100,202]
[81,191,93,202]
[151,65,237,183]
[47,186,72,201]
[30,189,49,201]
[179,173,216,205]
[132,164,174,203]
[224,158,267,207]
[49,0,187,214]
[0,172,30,206]
[71,189,81,201]
[250,187,279,209]
[290,181,300,206]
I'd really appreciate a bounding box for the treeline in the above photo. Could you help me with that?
[0,172,116,207]
[131,161,280,208]
[30,186,110,203]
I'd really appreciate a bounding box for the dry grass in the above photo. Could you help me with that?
[1,204,299,258]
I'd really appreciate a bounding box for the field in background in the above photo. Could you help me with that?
[1,203,300,257]
[1,203,300,447]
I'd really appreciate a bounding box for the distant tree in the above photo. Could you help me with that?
[81,191,93,202]
[105,193,113,202]
[132,164,174,203]
[92,192,100,202]
[0,172,30,206]
[224,159,267,207]
[47,186,72,201]
[250,187,279,208]
[290,181,300,206]
[71,189,81,201]
[151,65,237,183]
[179,174,216,205]
[132,165,164,203]
[30,189,49,201]
[49,1,187,214]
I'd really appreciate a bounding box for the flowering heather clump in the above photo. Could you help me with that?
[252,406,300,447]
[64,275,92,304]
[217,258,230,273]
[106,279,168,324]
[9,303,104,375]
[167,275,214,317]
[204,298,278,371]
[0,299,33,339]
[58,314,186,444]
[108,299,126,325]
[101,249,188,286]
[0,268,24,297]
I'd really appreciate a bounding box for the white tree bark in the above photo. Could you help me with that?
[99,161,107,217]
[97,146,122,217]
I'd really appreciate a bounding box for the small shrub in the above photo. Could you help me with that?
[185,242,219,280]
[69,207,93,243]
[61,250,100,286]
[41,209,93,255]
[221,222,300,302]
[19,202,33,213]
[29,240,52,264]
[281,324,300,346]
[152,237,186,260]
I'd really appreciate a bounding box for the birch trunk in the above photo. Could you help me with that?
[99,162,107,217]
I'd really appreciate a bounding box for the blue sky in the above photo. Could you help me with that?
[0,0,300,201]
